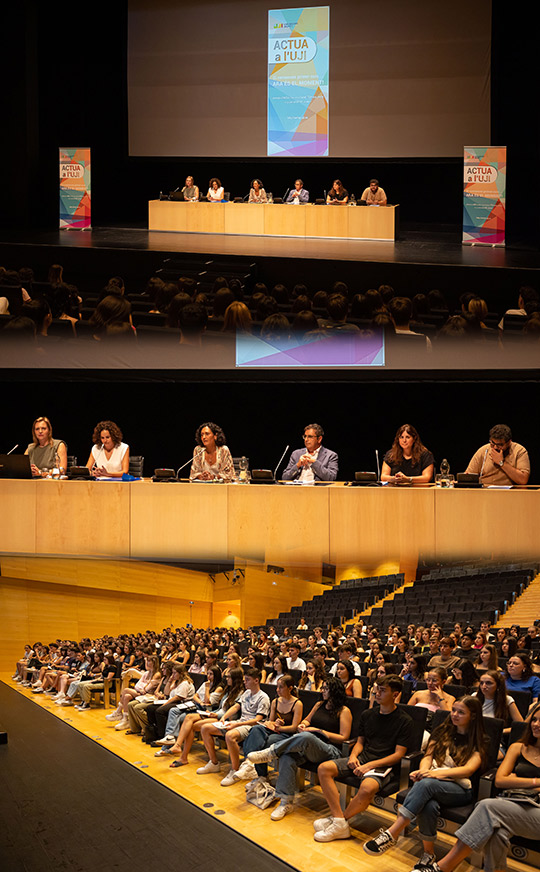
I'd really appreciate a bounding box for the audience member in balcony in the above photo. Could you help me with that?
[419,704,540,872]
[389,297,431,348]
[89,295,133,339]
[363,696,487,863]
[317,293,360,333]
[411,294,431,323]
[22,298,52,338]
[260,313,290,342]
[465,424,530,486]
[166,292,191,328]
[247,676,352,820]
[149,281,179,314]
[177,302,208,344]
[282,422,338,483]
[311,676,412,842]
[292,310,318,336]
[498,285,539,329]
[212,287,235,318]
[221,301,252,334]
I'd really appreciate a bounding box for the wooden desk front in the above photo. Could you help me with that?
[1,481,538,566]
[148,201,398,241]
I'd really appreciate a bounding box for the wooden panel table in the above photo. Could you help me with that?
[148,200,398,241]
[1,481,538,565]
[329,486,437,564]
[130,481,229,560]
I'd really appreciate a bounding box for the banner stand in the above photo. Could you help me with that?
[59,147,91,230]
[462,146,506,247]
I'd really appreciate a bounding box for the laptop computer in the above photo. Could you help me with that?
[0,454,33,479]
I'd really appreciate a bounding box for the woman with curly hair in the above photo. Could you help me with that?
[381,424,434,484]
[86,420,129,478]
[189,421,235,482]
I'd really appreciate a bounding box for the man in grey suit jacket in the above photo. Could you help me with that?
[282,423,338,482]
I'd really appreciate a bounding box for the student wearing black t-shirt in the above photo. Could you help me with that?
[313,675,413,842]
[381,424,434,485]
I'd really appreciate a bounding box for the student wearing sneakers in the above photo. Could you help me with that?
[363,696,488,868]
[312,675,413,842]
[247,676,352,821]
[197,668,270,785]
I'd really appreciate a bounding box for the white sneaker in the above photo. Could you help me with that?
[314,817,351,842]
[105,709,122,721]
[115,718,129,730]
[196,761,221,775]
[247,748,276,765]
[313,816,334,832]
[31,687,44,694]
[220,768,240,786]
[155,735,175,745]
[61,700,73,706]
[235,761,258,781]
[270,801,293,821]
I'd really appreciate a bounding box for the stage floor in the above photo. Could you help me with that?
[0,678,490,872]
[2,224,540,270]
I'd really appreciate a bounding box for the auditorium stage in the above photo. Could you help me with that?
[1,225,539,304]
[2,678,506,872]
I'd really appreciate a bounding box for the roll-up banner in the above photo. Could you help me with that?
[268,6,329,157]
[462,146,506,246]
[59,147,91,230]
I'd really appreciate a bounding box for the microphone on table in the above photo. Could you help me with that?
[7,444,19,454]
[375,449,380,482]
[273,444,290,480]
[479,446,489,481]
[283,188,290,202]
[323,190,327,202]
[171,186,180,193]
[176,446,205,479]
[243,193,250,202]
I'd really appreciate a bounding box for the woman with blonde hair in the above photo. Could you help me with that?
[222,301,252,334]
[25,416,67,476]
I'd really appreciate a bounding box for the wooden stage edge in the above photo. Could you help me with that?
[2,677,532,872]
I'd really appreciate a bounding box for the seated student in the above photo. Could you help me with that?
[286,643,307,672]
[75,653,117,711]
[408,668,455,748]
[131,662,195,738]
[401,654,428,689]
[157,668,243,765]
[312,675,413,842]
[505,653,540,708]
[196,668,270,785]
[298,660,326,693]
[247,676,352,820]
[237,674,304,779]
[336,659,363,698]
[474,643,500,674]
[473,670,522,749]
[364,696,488,865]
[428,638,460,672]
[449,659,480,692]
[454,632,477,661]
[330,643,362,676]
[419,703,540,872]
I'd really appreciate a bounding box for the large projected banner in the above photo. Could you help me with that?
[268,6,329,157]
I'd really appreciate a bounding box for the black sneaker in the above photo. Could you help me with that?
[363,829,396,855]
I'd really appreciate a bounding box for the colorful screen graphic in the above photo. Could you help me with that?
[268,6,329,157]
[462,146,506,246]
[236,331,384,368]
[59,147,91,230]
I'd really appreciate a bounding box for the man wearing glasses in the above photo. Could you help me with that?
[282,423,338,482]
[465,424,530,486]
